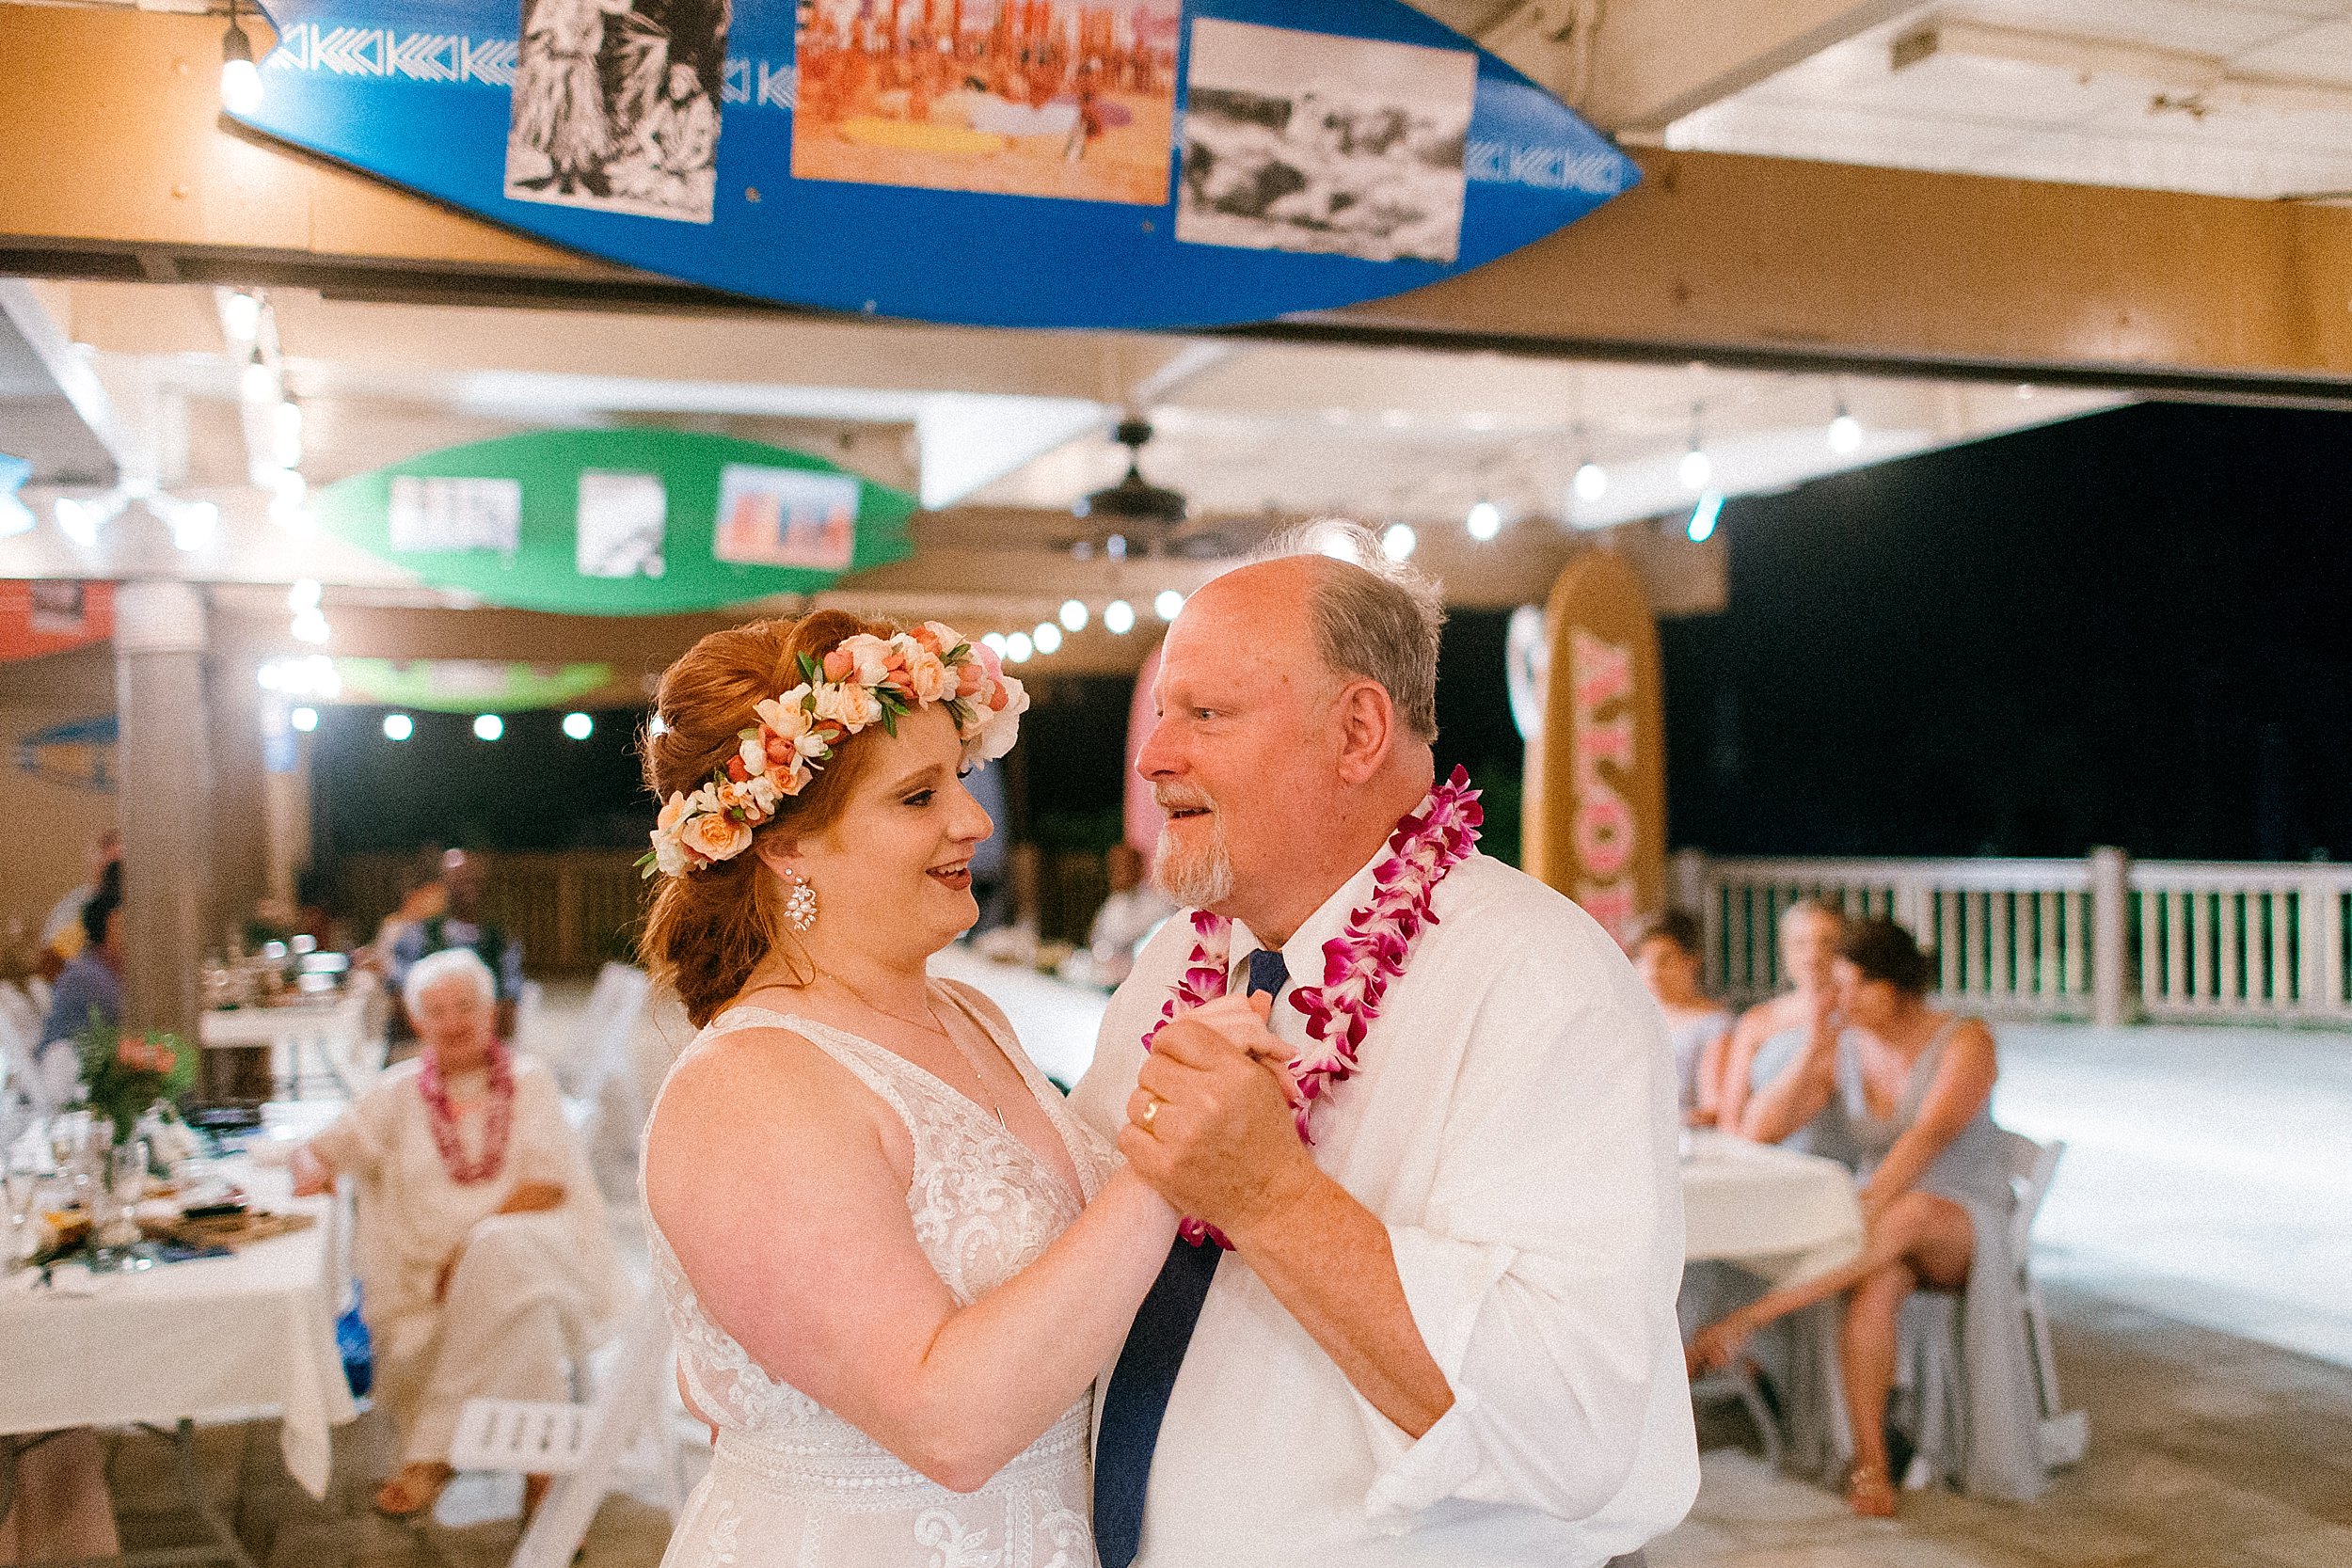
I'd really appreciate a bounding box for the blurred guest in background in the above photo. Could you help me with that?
[32,867,123,1109]
[1688,918,2045,1513]
[34,829,119,979]
[292,948,621,1518]
[1631,910,1734,1122]
[1717,898,1856,1158]
[386,850,523,1041]
[1062,842,1174,988]
[0,1429,118,1564]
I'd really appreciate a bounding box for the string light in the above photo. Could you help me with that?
[1828,398,1864,455]
[1679,404,1712,492]
[220,0,262,114]
[563,712,595,740]
[980,631,1009,657]
[1058,599,1088,632]
[473,714,504,741]
[1153,589,1184,621]
[383,713,414,742]
[1573,461,1608,503]
[1687,491,1724,543]
[289,706,319,733]
[1380,522,1418,562]
[1104,599,1136,635]
[1033,622,1063,655]
[1006,631,1034,663]
[1466,500,1502,542]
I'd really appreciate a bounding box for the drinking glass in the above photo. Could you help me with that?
[89,1137,154,1273]
[3,1163,44,1268]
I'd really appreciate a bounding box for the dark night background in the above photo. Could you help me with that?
[311,402,2352,868]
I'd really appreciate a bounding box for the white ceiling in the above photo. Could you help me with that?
[1661,1,2352,200]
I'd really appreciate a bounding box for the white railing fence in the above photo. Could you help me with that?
[1675,849,2352,1027]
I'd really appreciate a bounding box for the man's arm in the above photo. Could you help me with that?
[1120,998,1451,1436]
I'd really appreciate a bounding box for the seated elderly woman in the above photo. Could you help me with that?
[1686,919,2045,1514]
[293,947,624,1518]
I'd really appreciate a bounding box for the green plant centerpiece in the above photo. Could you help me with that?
[76,1012,198,1144]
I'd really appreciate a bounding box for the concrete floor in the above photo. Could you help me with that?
[76,997,2352,1567]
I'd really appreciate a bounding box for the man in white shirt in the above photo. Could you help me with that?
[1072,531,1696,1567]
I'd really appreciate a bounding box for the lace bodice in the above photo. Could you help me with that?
[642,988,1116,1568]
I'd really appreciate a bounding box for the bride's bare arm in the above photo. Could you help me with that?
[644,1027,1178,1493]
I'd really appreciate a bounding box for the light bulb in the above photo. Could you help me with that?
[1153,589,1184,621]
[241,358,278,404]
[980,632,1008,657]
[1465,501,1501,542]
[290,610,330,645]
[1677,447,1713,492]
[1380,522,1418,562]
[1058,598,1088,632]
[473,713,503,741]
[290,705,319,733]
[562,711,595,740]
[1006,631,1034,663]
[383,713,414,742]
[1573,462,1609,503]
[287,578,322,612]
[1033,622,1063,655]
[1104,599,1135,635]
[221,52,262,115]
[219,291,262,342]
[167,499,220,553]
[273,400,304,468]
[1687,491,1724,543]
[257,664,282,692]
[1828,412,1864,454]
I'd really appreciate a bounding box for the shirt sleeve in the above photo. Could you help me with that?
[1349,938,1693,1533]
[307,1077,398,1181]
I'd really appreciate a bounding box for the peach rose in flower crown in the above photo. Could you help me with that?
[898,641,951,703]
[813,680,884,731]
[677,800,754,865]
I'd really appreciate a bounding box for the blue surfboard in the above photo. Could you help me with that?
[237,0,1635,330]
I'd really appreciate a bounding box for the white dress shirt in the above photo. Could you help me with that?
[1072,848,1698,1567]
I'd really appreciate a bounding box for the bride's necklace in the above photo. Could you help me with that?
[1148,767,1483,1246]
[829,972,1010,1131]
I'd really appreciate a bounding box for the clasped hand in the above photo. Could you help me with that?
[1120,992,1315,1239]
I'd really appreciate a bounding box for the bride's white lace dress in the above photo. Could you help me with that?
[644,989,1117,1568]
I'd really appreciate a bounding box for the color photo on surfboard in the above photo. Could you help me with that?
[1177,19,1475,264]
[791,0,1182,207]
[504,0,729,223]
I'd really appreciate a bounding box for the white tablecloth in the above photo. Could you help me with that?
[1680,1129,1863,1286]
[0,1141,357,1497]
[200,990,377,1100]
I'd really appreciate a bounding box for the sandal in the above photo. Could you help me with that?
[373,1461,454,1518]
[1845,1461,1898,1519]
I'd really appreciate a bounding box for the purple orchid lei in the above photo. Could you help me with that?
[1142,766,1484,1245]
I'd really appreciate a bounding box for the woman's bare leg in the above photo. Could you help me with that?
[1840,1259,1916,1498]
[1688,1192,1975,1374]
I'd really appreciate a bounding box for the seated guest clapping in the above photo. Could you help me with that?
[1629,911,1734,1123]
[292,948,625,1518]
[1687,919,2046,1513]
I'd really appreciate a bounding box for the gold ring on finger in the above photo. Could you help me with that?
[1139,1095,1161,1130]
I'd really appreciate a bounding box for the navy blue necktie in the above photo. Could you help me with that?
[1093,947,1288,1568]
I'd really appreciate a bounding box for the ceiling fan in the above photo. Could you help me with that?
[1065,419,1243,559]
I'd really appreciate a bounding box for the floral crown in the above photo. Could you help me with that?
[643,621,1027,879]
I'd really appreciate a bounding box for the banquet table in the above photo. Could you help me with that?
[1680,1129,1864,1286]
[0,1124,357,1525]
[199,987,377,1101]
[929,942,1110,1087]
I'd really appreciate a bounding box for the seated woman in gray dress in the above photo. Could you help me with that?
[1715,897,1854,1155]
[1629,911,1734,1123]
[1686,918,2046,1515]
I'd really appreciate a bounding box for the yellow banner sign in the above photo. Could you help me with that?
[1523,549,1665,943]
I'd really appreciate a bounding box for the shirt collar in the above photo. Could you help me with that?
[1228,838,1393,998]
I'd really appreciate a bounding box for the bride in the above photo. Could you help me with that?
[639,610,1179,1567]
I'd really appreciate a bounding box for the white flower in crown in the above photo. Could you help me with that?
[811,679,884,731]
[970,675,1029,762]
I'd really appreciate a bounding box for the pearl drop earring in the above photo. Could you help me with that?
[783,870,818,933]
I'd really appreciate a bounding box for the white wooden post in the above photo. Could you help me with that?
[2090,847,2130,1028]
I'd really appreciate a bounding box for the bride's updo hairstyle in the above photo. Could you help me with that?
[641,610,901,1026]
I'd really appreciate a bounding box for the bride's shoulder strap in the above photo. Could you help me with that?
[931,975,1017,1043]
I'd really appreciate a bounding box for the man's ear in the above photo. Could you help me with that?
[1332,678,1395,786]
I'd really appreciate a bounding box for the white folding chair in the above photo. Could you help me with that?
[1896,1130,2083,1489]
[559,964,654,1180]
[0,983,42,1046]
[447,1286,686,1568]
[23,975,52,1016]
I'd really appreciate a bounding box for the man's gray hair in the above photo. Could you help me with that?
[1254,520,1445,741]
[403,945,499,1016]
